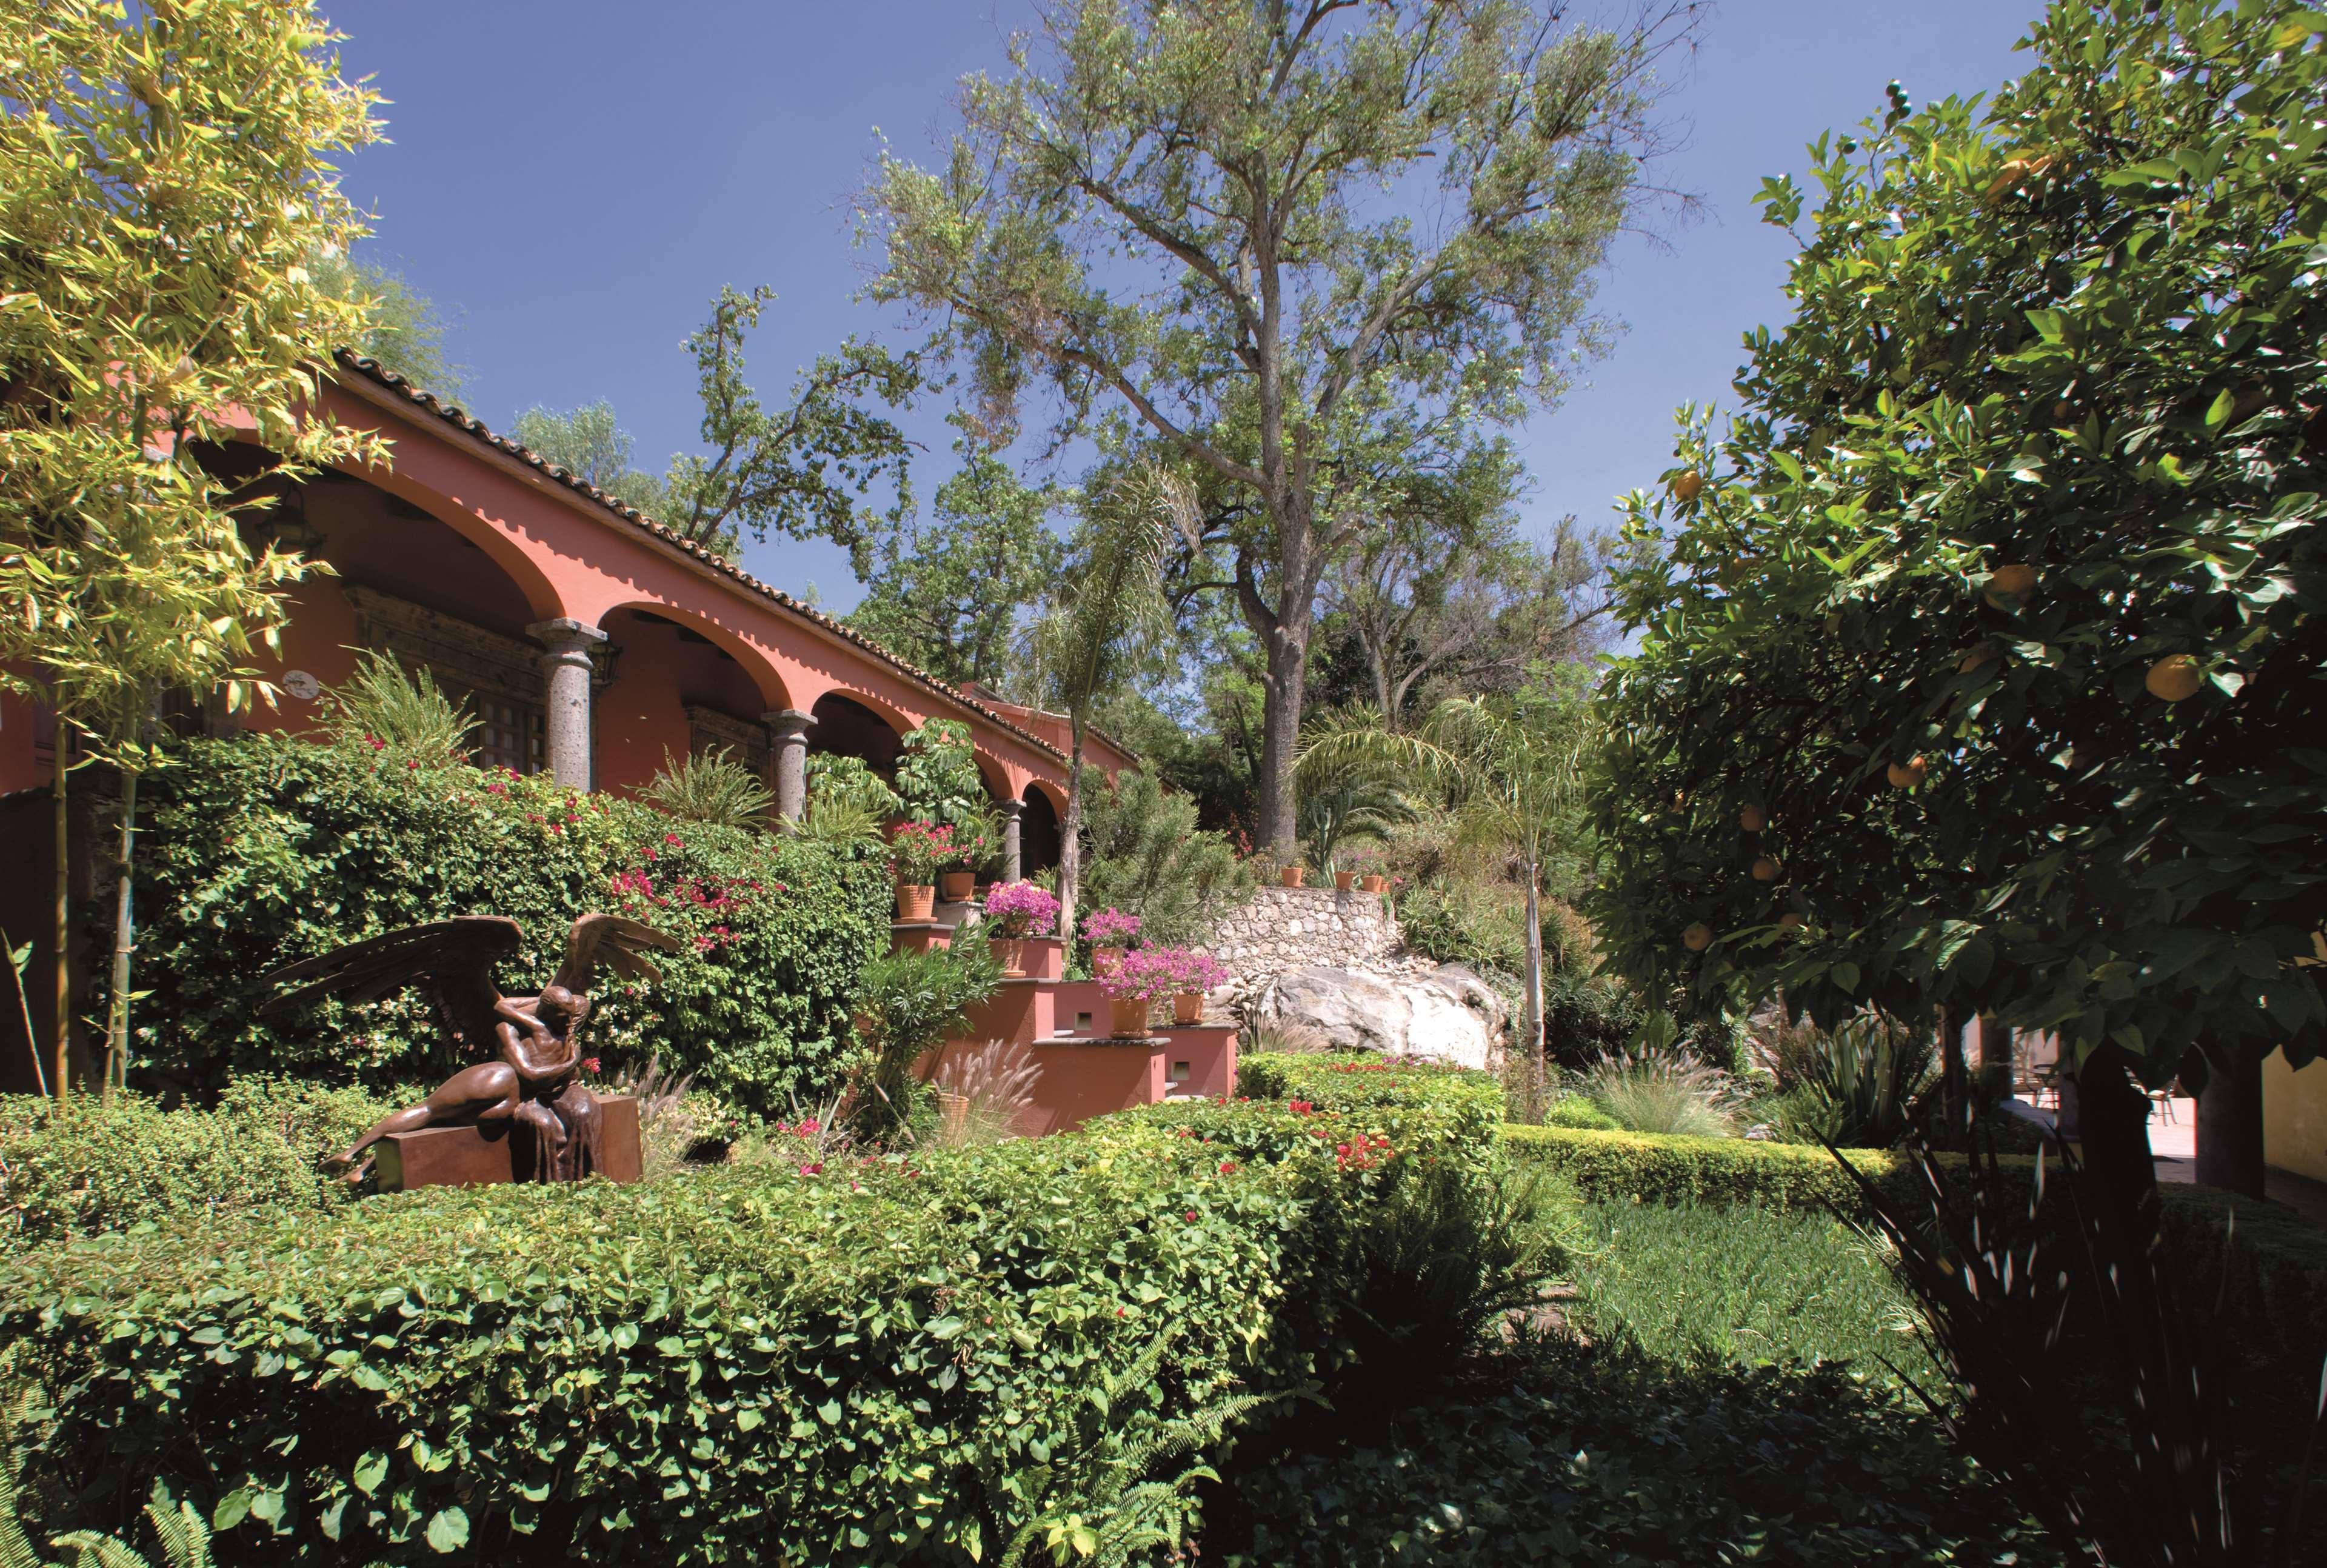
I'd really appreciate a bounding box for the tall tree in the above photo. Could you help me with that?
[511,401,669,516]
[1020,463,1184,942]
[1,0,384,1098]
[312,249,465,396]
[860,0,1695,852]
[847,422,1064,689]
[1586,1,2327,1207]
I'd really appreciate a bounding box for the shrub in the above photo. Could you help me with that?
[0,1079,389,1244]
[1,1089,1477,1567]
[1541,1095,1618,1132]
[893,719,997,856]
[121,733,889,1115]
[1233,1053,1506,1147]
[846,941,1003,1143]
[1758,1010,1936,1149]
[1576,1049,1738,1137]
[1077,769,1253,946]
[637,747,775,829]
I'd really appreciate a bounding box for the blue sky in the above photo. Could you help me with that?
[329,1,2045,613]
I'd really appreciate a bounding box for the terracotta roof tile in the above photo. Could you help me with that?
[329,350,1069,767]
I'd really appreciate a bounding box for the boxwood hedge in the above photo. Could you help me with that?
[122,733,890,1114]
[1,1073,1498,1566]
[1232,1053,1505,1144]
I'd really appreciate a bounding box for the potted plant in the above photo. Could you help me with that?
[1279,859,1307,889]
[1332,867,1356,892]
[1080,907,1141,973]
[896,719,997,902]
[1098,947,1178,1038]
[983,880,1059,978]
[888,819,966,921]
[1162,949,1229,1026]
[938,827,990,904]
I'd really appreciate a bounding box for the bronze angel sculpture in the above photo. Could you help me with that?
[261,913,678,1184]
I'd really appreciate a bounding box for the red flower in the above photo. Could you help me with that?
[798,1161,823,1176]
[1184,1210,1198,1222]
[664,833,683,847]
[582,1056,601,1074]
[1289,1099,1313,1115]
[1218,1160,1237,1175]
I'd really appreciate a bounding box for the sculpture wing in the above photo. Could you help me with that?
[261,916,524,1053]
[552,913,681,995]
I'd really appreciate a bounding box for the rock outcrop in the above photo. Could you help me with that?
[1247,963,1507,1070]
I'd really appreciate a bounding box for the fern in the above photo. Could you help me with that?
[320,649,474,762]
[1,1347,208,1568]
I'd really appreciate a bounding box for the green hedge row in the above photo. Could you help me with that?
[1500,1123,2327,1373]
[126,733,891,1114]
[0,1079,389,1244]
[2,1072,1496,1566]
[1233,1053,1506,1145]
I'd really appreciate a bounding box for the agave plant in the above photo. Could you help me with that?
[1578,1047,1738,1138]
[1765,1010,1937,1149]
[640,747,775,830]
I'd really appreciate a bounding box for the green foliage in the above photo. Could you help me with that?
[1075,769,1253,947]
[311,250,464,399]
[1232,1053,1507,1146]
[1541,1095,1618,1132]
[893,719,995,852]
[1295,766,1414,876]
[847,426,1063,690]
[1588,0,2327,1084]
[316,650,473,763]
[806,752,903,820]
[1763,1012,1938,1149]
[508,401,667,515]
[1230,1336,2049,1566]
[0,1077,1491,1566]
[846,941,1002,1142]
[123,733,888,1115]
[1575,1049,1738,1138]
[638,747,775,832]
[0,1079,387,1246]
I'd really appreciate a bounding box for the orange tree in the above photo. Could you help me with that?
[1585,0,2327,1206]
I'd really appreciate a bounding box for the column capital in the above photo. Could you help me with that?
[527,618,607,659]
[761,708,818,739]
[997,796,1025,819]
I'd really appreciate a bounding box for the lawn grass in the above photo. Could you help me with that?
[1564,1197,1939,1387]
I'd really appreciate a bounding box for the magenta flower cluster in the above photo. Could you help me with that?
[983,879,1059,937]
[1098,946,1229,1001]
[1080,907,1143,946]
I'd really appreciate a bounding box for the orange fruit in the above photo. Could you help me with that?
[1671,470,1705,505]
[1682,922,1714,952]
[2145,655,2204,702]
[1958,644,1998,674]
[1778,912,1806,930]
[1738,804,1768,833]
[1751,856,1781,882]
[1887,756,1929,789]
[1984,564,2038,606]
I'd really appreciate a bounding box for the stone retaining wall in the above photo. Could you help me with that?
[1202,884,1432,986]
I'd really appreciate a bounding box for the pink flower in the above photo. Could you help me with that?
[664,833,683,847]
[798,1117,821,1135]
[1184,1210,1198,1222]
[582,1056,601,1074]
[799,1161,823,1176]
[1080,907,1142,946]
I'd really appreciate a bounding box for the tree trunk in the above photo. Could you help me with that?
[51,730,70,1104]
[1058,716,1086,955]
[102,761,141,1103]
[1938,1003,1968,1147]
[1256,623,1308,855]
[2072,1044,2161,1254]
[1520,863,1546,1124]
[2194,1044,2265,1199]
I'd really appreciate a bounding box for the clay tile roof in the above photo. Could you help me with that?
[329,349,1070,767]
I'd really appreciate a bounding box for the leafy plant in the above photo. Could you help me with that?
[1578,1049,1738,1139]
[806,752,903,820]
[846,940,1002,1143]
[638,746,775,830]
[317,649,474,763]
[1297,766,1417,876]
[1075,767,1254,947]
[1764,1010,1937,1149]
[895,718,995,856]
[887,818,972,885]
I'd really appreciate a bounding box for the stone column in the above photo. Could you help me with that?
[998,798,1024,882]
[527,618,606,790]
[763,709,817,821]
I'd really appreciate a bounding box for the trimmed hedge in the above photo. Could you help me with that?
[0,1079,389,1244]
[125,733,890,1114]
[1,1073,1494,1566]
[1234,1053,1505,1146]
[1500,1122,2327,1376]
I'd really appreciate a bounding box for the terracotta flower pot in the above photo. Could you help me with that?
[1332,870,1355,891]
[935,1089,969,1144]
[1107,993,1152,1038]
[1092,944,1126,975]
[897,884,936,921]
[1359,875,1386,893]
[1172,992,1203,1026]
[990,935,1026,978]
[938,869,975,902]
[1279,866,1306,888]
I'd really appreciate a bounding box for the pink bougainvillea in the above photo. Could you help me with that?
[1079,907,1142,946]
[983,880,1060,938]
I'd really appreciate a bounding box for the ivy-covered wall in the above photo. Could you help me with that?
[122,734,890,1115]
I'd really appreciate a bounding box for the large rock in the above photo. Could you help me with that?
[1249,964,1507,1070]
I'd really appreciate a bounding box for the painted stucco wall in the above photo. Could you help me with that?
[2265,1048,2327,1184]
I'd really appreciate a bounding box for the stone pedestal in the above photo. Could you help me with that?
[376,1092,643,1191]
